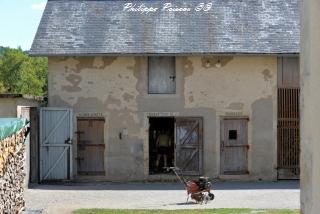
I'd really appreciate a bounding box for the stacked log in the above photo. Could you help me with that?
[0,128,27,214]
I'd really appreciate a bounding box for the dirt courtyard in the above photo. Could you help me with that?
[24,181,300,214]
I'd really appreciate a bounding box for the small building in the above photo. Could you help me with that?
[0,94,42,117]
[30,0,300,181]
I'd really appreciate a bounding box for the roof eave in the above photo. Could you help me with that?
[28,51,300,57]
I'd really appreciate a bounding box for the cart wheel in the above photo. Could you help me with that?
[209,193,215,200]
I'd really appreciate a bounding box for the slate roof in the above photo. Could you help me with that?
[29,0,300,56]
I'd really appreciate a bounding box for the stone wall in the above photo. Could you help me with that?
[48,55,277,181]
[300,0,320,213]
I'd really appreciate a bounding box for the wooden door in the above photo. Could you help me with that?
[277,56,300,179]
[277,88,300,179]
[175,118,203,175]
[77,118,105,175]
[148,56,176,94]
[39,108,73,181]
[29,108,40,183]
[221,118,249,174]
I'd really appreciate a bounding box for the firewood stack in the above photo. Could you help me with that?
[0,128,27,214]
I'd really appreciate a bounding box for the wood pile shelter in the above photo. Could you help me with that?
[0,118,28,212]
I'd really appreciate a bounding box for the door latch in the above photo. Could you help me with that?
[169,76,176,82]
[65,138,72,144]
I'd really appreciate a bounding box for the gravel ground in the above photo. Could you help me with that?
[24,181,300,214]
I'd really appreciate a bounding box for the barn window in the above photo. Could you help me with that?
[148,56,176,94]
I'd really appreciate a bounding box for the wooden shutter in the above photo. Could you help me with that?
[175,118,203,175]
[277,57,299,88]
[148,56,176,94]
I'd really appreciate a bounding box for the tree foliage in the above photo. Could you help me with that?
[0,47,47,96]
[0,47,5,55]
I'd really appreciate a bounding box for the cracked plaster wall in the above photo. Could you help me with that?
[48,55,277,181]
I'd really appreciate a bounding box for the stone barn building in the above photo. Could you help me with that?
[30,0,300,181]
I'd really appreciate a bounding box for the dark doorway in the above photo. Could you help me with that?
[149,117,174,174]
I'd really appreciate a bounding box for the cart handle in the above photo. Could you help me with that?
[163,167,187,186]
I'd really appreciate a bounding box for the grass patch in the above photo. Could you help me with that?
[73,209,299,214]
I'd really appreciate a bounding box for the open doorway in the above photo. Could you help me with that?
[149,117,174,174]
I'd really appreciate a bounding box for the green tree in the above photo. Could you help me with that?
[0,46,5,55]
[0,47,47,96]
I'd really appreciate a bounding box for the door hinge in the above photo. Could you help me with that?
[65,138,72,144]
